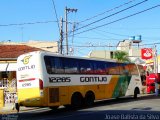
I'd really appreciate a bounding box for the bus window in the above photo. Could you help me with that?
[79,60,94,74]
[44,56,54,74]
[128,64,139,75]
[94,61,106,74]
[63,58,79,74]
[108,63,120,75]
[54,57,64,74]
[118,65,123,75]
[138,65,145,75]
[44,56,64,74]
[119,63,129,75]
[124,65,131,75]
[138,65,146,85]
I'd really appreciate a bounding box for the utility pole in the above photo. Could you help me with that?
[65,6,77,55]
[154,44,159,96]
[59,17,63,54]
[154,44,158,74]
[70,22,76,55]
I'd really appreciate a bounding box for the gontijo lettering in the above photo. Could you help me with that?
[80,77,107,82]
[18,65,35,71]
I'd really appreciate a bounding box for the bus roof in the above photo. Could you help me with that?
[18,50,128,63]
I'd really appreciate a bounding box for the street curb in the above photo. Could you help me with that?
[0,107,40,114]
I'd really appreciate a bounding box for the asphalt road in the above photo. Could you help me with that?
[1,94,160,120]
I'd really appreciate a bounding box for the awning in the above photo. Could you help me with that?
[0,63,8,71]
[0,63,17,71]
[6,63,17,71]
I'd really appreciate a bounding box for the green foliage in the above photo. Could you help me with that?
[113,50,131,63]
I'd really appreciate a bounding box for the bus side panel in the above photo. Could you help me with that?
[125,75,141,96]
[18,87,42,106]
[65,75,120,102]
[112,75,131,98]
[106,75,120,98]
[63,75,122,104]
[45,75,137,107]
[43,87,49,106]
[95,84,107,99]
[37,86,69,107]
[47,86,83,106]
[59,86,69,105]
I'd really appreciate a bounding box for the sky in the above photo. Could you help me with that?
[0,0,160,56]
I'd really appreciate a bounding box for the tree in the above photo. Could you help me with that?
[113,50,131,62]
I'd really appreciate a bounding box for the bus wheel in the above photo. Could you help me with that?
[134,87,140,99]
[64,105,72,109]
[84,91,95,106]
[71,92,83,108]
[49,106,58,110]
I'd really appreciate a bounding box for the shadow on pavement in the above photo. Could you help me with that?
[1,94,160,120]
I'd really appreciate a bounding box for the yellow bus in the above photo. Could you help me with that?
[17,51,144,109]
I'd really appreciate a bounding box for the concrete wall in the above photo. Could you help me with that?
[88,50,113,59]
[117,40,132,52]
[129,48,141,57]
[26,40,59,53]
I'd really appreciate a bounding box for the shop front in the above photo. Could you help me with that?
[0,62,17,105]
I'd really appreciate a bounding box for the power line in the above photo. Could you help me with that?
[0,42,160,54]
[79,0,136,23]
[75,0,148,32]
[62,42,160,48]
[94,29,130,37]
[73,4,160,36]
[99,27,160,30]
[75,36,120,41]
[93,29,160,40]
[51,0,60,33]
[0,21,58,27]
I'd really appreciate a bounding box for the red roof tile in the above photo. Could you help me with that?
[0,45,42,58]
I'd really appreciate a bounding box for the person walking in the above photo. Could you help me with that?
[14,93,19,113]
[155,82,159,96]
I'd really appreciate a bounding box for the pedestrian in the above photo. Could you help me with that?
[155,82,159,96]
[14,93,19,113]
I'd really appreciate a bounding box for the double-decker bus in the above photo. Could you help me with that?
[16,51,144,109]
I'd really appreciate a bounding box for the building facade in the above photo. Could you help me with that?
[88,39,145,64]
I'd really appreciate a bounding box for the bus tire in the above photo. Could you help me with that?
[71,92,83,108]
[49,106,59,110]
[64,105,72,109]
[84,91,95,106]
[134,87,140,99]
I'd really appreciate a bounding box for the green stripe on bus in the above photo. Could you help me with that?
[112,75,131,98]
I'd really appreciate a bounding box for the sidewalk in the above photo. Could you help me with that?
[0,103,39,114]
